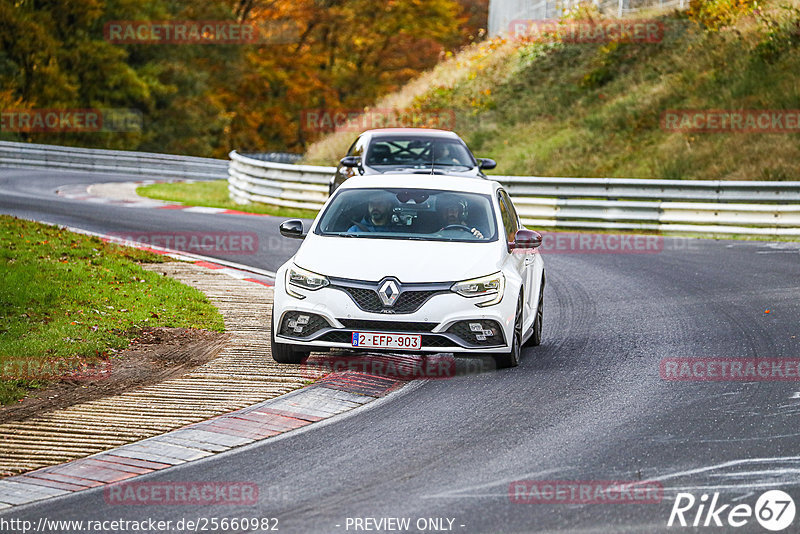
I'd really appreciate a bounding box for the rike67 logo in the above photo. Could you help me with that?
[668,490,796,531]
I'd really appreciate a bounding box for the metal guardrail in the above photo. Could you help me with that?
[228,150,331,210]
[1,142,795,237]
[228,151,800,236]
[0,140,227,180]
[242,152,304,164]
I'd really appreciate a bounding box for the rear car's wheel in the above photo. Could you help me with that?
[270,309,309,364]
[493,295,523,369]
[525,274,544,347]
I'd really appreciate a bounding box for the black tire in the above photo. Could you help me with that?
[493,295,523,369]
[270,310,309,364]
[525,274,544,347]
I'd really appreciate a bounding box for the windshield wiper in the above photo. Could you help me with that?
[324,232,361,237]
[430,163,472,168]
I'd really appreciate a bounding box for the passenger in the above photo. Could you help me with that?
[348,192,397,232]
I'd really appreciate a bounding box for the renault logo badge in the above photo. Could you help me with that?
[378,279,400,307]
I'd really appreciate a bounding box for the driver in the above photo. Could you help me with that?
[433,143,461,166]
[348,192,397,232]
[438,195,484,239]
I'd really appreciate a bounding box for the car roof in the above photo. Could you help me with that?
[365,128,460,138]
[337,173,500,195]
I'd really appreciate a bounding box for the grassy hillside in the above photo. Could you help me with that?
[305,0,800,180]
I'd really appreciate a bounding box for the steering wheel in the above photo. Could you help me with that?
[439,224,473,233]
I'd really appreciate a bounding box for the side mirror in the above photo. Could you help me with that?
[279,219,305,239]
[510,229,542,250]
[339,156,361,168]
[478,158,497,170]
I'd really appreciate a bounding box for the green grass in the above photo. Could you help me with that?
[138,180,319,219]
[0,216,225,405]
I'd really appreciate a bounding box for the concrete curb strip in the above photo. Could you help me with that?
[0,264,302,477]
[0,264,408,509]
[0,377,402,509]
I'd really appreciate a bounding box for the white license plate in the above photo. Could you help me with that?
[351,332,422,350]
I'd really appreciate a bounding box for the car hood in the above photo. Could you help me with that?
[293,234,502,283]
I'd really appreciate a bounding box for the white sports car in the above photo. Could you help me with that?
[271,174,545,368]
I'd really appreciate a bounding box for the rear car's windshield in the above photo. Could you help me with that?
[314,188,498,242]
[365,137,475,170]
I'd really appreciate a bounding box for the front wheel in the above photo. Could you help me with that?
[493,296,523,369]
[524,275,544,347]
[270,310,309,364]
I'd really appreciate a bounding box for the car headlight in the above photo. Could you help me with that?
[286,264,329,299]
[451,272,505,307]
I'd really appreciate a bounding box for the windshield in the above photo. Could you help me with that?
[315,188,497,242]
[364,137,476,171]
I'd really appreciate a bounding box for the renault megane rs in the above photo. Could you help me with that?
[271,174,544,369]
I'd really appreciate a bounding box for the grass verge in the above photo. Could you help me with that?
[0,216,225,405]
[137,180,319,219]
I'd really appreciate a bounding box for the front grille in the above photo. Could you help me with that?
[279,312,330,338]
[394,291,442,313]
[421,335,458,348]
[342,287,383,311]
[338,286,445,314]
[446,320,505,347]
[338,319,436,332]
[318,331,354,344]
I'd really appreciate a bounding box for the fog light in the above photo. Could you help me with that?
[294,326,304,333]
[476,334,486,341]
[469,323,483,332]
[297,315,310,325]
[288,320,297,328]
[482,329,494,337]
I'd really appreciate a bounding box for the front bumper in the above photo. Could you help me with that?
[272,277,517,355]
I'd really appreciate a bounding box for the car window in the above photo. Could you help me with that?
[364,137,475,169]
[500,189,520,229]
[314,188,497,242]
[497,190,518,243]
[346,135,366,157]
[353,135,367,157]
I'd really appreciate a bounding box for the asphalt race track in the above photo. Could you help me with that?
[2,168,800,533]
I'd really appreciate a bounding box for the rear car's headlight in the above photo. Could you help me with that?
[451,272,505,307]
[286,264,329,299]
